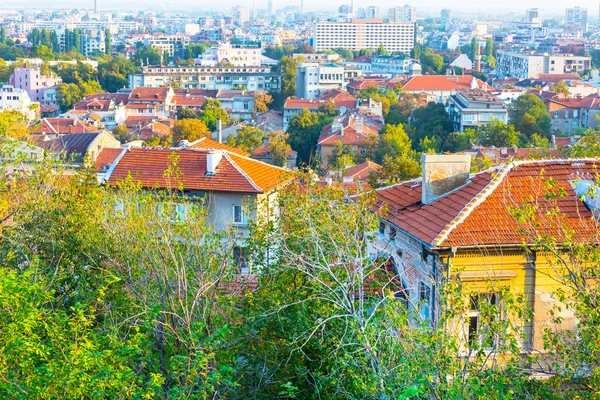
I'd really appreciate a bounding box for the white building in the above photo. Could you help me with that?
[235,7,250,25]
[366,6,380,19]
[195,42,262,67]
[496,51,591,79]
[313,19,415,54]
[525,8,542,27]
[447,90,508,132]
[388,5,415,23]
[0,85,38,121]
[371,55,419,76]
[296,63,345,99]
[565,7,588,31]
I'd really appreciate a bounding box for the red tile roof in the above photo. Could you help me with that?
[188,137,249,156]
[129,87,171,103]
[94,148,124,171]
[34,118,97,134]
[538,74,582,82]
[343,161,380,181]
[373,160,600,248]
[106,148,288,194]
[402,75,487,92]
[171,94,208,108]
[318,114,381,146]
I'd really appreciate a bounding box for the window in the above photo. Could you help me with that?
[233,246,251,274]
[467,292,503,349]
[233,205,245,224]
[379,221,385,235]
[554,111,559,118]
[419,282,431,302]
[389,227,397,241]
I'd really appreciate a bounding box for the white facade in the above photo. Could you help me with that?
[313,19,415,54]
[195,42,262,67]
[0,85,37,121]
[296,63,345,99]
[496,50,591,79]
[371,56,419,75]
[565,7,587,31]
[388,5,415,23]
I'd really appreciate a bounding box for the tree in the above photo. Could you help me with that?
[508,94,551,138]
[171,118,211,146]
[470,37,479,60]
[0,110,29,139]
[0,27,5,45]
[56,83,83,112]
[328,140,356,171]
[278,56,298,101]
[550,81,571,94]
[474,118,519,147]
[266,130,292,167]
[420,47,444,74]
[377,44,388,56]
[226,126,265,152]
[287,108,333,165]
[358,86,398,116]
[104,28,111,55]
[409,103,454,152]
[485,37,493,57]
[112,125,135,143]
[411,45,421,60]
[199,98,230,131]
[176,106,198,120]
[98,56,136,92]
[254,91,273,113]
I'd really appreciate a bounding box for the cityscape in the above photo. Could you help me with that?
[0,1,599,398]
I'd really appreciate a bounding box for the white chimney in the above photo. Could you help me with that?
[206,150,223,176]
[217,118,223,143]
[421,154,471,205]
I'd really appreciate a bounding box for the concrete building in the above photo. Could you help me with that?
[235,6,250,25]
[313,19,415,54]
[292,53,340,64]
[370,55,420,76]
[447,90,508,132]
[268,0,275,15]
[10,66,61,104]
[0,85,38,121]
[441,9,451,27]
[388,5,416,23]
[195,42,262,67]
[145,34,189,60]
[129,65,280,92]
[296,62,345,99]
[565,7,588,31]
[79,29,106,56]
[496,51,591,79]
[366,6,380,19]
[525,8,542,27]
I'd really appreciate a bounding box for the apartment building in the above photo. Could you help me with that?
[145,34,190,60]
[313,19,415,54]
[129,65,281,92]
[10,66,61,104]
[447,90,508,132]
[496,50,591,79]
[388,5,416,23]
[295,63,345,99]
[370,55,420,76]
[0,85,38,121]
[565,7,587,31]
[195,42,262,67]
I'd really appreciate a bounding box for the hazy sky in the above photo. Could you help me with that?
[0,0,598,16]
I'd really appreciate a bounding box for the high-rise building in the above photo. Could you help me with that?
[366,6,380,19]
[313,19,415,53]
[339,5,351,16]
[441,9,450,26]
[388,5,415,23]
[234,6,250,25]
[565,7,588,31]
[300,0,305,14]
[268,0,275,15]
[525,8,542,27]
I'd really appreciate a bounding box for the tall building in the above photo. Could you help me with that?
[388,5,416,23]
[313,19,415,53]
[496,50,591,79]
[565,7,588,31]
[441,9,450,26]
[366,6,380,19]
[339,5,352,16]
[268,0,275,15]
[300,0,305,14]
[234,6,250,25]
[525,8,542,27]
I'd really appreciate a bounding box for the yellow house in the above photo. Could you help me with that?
[370,155,599,352]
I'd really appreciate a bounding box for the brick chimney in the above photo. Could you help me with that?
[421,154,471,204]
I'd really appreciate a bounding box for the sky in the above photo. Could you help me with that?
[0,0,598,16]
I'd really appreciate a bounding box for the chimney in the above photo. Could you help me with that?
[206,150,223,175]
[421,154,471,205]
[217,118,223,143]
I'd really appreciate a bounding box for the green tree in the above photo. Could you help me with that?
[328,140,356,171]
[266,130,292,167]
[226,126,265,152]
[278,56,298,101]
[171,118,211,146]
[474,118,519,147]
[470,37,479,60]
[287,108,333,165]
[56,83,83,112]
[508,94,551,137]
[409,103,454,152]
[485,37,493,57]
[176,106,198,120]
[112,124,135,143]
[104,28,111,55]
[550,80,571,94]
[199,98,230,131]
[420,47,444,74]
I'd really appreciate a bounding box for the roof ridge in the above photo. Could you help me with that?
[430,157,600,247]
[222,152,263,193]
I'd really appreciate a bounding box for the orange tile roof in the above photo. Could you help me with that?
[129,87,171,103]
[318,114,381,146]
[373,159,600,248]
[344,161,380,181]
[106,148,288,194]
[188,137,249,156]
[402,75,487,92]
[34,118,97,134]
[171,94,208,108]
[94,148,124,171]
